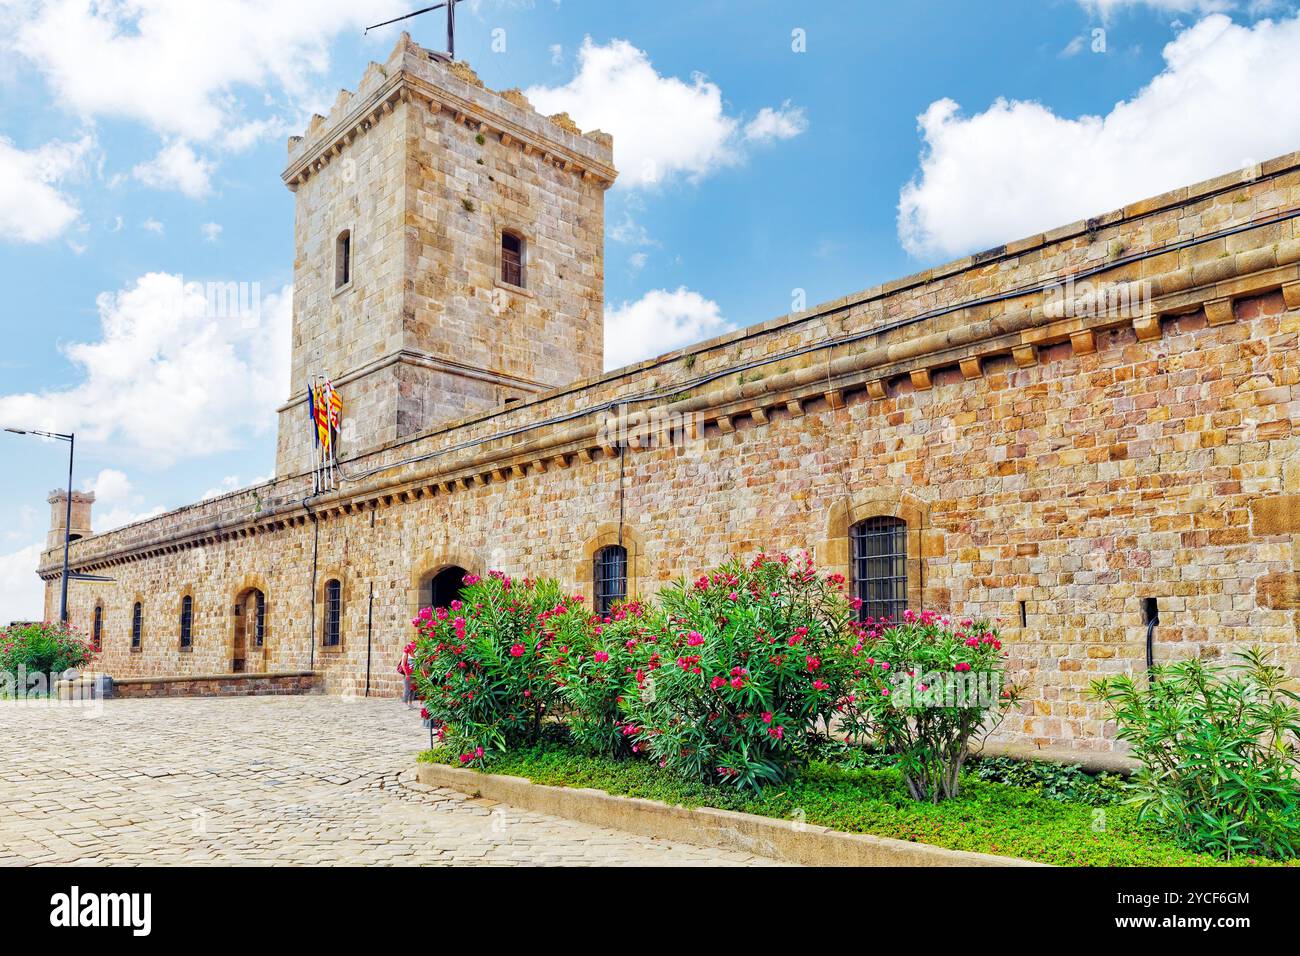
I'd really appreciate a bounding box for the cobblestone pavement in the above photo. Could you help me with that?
[0,696,779,867]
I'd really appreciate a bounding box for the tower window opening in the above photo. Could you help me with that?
[335,230,352,288]
[501,231,525,288]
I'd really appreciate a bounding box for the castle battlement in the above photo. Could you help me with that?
[283,33,616,192]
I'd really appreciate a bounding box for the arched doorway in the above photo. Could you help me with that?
[233,588,267,673]
[420,566,469,612]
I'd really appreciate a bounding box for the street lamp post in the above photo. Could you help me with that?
[3,427,75,623]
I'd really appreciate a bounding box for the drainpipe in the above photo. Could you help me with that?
[1142,597,1160,677]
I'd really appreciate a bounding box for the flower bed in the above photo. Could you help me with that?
[418,743,1293,867]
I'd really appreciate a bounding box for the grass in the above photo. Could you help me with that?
[419,745,1294,867]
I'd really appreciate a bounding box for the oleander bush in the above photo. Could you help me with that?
[546,599,661,759]
[0,620,94,679]
[408,571,583,764]
[838,612,1019,803]
[1091,648,1300,861]
[622,553,856,791]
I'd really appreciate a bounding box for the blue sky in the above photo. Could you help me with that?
[2,0,1298,623]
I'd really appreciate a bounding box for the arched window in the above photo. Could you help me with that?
[323,579,342,647]
[593,545,628,617]
[501,231,525,288]
[180,595,194,650]
[131,602,143,651]
[850,516,909,624]
[335,230,352,288]
[92,604,103,652]
[254,590,266,648]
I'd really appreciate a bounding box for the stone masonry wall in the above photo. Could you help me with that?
[40,129,1300,752]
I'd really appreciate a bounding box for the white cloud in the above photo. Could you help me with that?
[604,287,728,369]
[132,142,214,198]
[201,474,268,500]
[201,222,223,242]
[80,469,165,532]
[141,218,165,235]
[0,273,293,467]
[526,38,805,188]
[6,1,411,143]
[0,541,45,627]
[1078,0,1235,19]
[897,13,1300,259]
[0,133,93,243]
[744,101,808,143]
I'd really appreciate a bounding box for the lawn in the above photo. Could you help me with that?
[419,745,1293,867]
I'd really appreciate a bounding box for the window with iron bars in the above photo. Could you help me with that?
[323,580,342,647]
[254,590,266,648]
[180,595,193,649]
[850,516,909,624]
[593,545,628,617]
[92,605,102,652]
[131,602,142,649]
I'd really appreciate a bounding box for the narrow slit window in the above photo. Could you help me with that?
[593,545,628,617]
[254,590,266,648]
[324,580,342,647]
[501,231,524,288]
[131,602,143,650]
[850,516,909,624]
[180,595,193,649]
[335,230,352,288]
[92,605,103,652]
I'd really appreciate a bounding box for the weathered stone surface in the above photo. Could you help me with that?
[1251,495,1300,535]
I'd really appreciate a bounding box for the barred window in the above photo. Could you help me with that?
[254,590,266,648]
[851,516,909,624]
[501,231,525,288]
[323,580,342,647]
[593,545,628,617]
[92,604,103,652]
[180,595,193,649]
[131,602,143,650]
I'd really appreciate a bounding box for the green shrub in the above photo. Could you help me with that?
[408,571,582,765]
[0,621,94,678]
[968,755,1125,807]
[1091,648,1300,860]
[546,598,664,759]
[624,553,854,791]
[839,612,1019,803]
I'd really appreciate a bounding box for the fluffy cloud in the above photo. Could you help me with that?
[0,272,292,467]
[6,0,411,143]
[132,142,215,198]
[604,287,728,369]
[0,133,94,243]
[0,541,45,626]
[81,469,165,532]
[527,38,806,188]
[897,13,1300,259]
[744,102,808,144]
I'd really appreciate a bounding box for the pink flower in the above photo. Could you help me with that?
[710,676,727,690]
[768,726,785,741]
[686,631,705,646]
[593,651,610,664]
[812,679,830,691]
[954,662,971,673]
[509,643,526,657]
[761,711,773,724]
[727,591,739,602]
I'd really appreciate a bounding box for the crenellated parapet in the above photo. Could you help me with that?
[282,33,616,192]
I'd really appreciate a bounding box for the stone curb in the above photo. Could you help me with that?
[413,762,1047,867]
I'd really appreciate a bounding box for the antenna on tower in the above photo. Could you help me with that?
[365,0,462,60]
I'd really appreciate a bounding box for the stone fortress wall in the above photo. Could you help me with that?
[38,35,1300,753]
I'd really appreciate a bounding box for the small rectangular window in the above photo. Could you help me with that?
[254,591,266,648]
[335,231,351,288]
[180,596,193,649]
[131,602,142,649]
[501,232,524,288]
[594,545,628,617]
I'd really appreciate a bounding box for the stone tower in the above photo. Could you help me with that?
[47,489,94,550]
[274,34,617,477]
